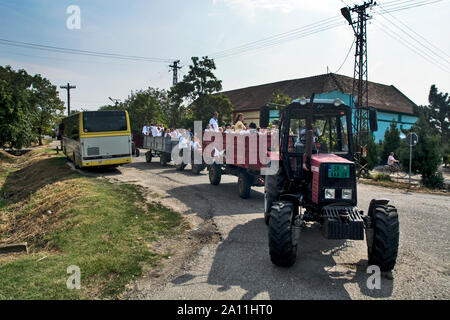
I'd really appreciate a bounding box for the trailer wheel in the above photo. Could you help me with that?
[175,162,187,171]
[145,151,152,163]
[269,201,297,267]
[238,171,252,199]
[135,148,140,157]
[160,153,169,166]
[368,204,399,271]
[209,163,222,185]
[192,163,205,175]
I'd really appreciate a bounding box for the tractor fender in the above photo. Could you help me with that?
[368,198,390,218]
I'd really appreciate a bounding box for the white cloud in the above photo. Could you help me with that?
[213,0,339,22]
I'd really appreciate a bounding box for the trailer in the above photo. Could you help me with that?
[143,135,207,174]
[203,131,274,198]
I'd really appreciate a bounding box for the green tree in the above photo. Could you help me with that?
[0,66,35,149]
[170,56,232,128]
[399,114,441,187]
[30,74,64,145]
[366,134,381,170]
[268,90,291,111]
[99,87,169,132]
[382,120,401,163]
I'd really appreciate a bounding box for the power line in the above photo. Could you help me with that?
[373,20,450,73]
[377,3,450,62]
[0,38,175,63]
[207,0,445,61]
[374,9,450,71]
[335,38,356,73]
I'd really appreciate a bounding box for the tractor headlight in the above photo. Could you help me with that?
[324,188,335,199]
[342,189,353,200]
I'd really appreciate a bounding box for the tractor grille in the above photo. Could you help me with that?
[321,206,364,240]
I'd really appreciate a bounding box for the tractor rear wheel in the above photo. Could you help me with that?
[268,201,297,267]
[209,163,222,185]
[238,171,252,199]
[368,204,399,271]
[145,151,152,163]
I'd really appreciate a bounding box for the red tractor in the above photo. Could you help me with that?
[261,96,399,270]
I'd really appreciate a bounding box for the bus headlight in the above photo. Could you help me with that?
[324,188,335,199]
[342,189,352,199]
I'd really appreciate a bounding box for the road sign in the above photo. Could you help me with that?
[406,132,418,189]
[406,133,418,146]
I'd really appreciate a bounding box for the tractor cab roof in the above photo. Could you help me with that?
[289,97,351,109]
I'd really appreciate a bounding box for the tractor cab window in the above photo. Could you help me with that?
[288,110,350,155]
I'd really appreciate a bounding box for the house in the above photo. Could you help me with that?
[219,73,418,142]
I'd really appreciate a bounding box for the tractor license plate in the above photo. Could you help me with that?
[328,164,349,178]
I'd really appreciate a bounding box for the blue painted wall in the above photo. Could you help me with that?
[269,90,418,142]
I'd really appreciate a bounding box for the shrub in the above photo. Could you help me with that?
[373,173,392,182]
[422,172,445,189]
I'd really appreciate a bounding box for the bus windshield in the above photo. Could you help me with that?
[82,111,128,133]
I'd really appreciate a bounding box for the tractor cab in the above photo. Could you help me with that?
[279,98,356,207]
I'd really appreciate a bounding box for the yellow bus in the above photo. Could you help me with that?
[61,111,132,168]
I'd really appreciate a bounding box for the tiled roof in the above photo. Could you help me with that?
[220,73,416,114]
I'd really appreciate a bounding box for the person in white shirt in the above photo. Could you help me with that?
[142,124,149,135]
[151,124,159,137]
[209,112,219,132]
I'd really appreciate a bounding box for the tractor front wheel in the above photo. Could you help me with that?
[268,201,297,267]
[368,204,399,271]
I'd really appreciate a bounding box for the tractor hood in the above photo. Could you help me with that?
[310,153,353,168]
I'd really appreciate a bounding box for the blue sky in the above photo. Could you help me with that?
[0,0,449,113]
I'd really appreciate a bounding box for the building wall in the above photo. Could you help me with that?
[241,90,418,141]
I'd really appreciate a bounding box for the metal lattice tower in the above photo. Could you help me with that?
[341,0,375,177]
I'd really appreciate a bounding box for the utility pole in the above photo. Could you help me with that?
[341,0,376,177]
[169,60,181,86]
[60,83,76,115]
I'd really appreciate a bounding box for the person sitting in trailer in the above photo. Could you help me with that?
[234,113,246,133]
[209,111,220,132]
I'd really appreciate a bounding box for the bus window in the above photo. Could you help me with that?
[83,111,127,133]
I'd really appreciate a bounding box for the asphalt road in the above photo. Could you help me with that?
[87,155,450,300]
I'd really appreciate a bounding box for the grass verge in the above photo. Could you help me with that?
[0,148,189,299]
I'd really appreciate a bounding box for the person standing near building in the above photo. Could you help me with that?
[209,112,219,132]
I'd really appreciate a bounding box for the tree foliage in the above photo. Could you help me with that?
[268,90,291,111]
[0,65,64,148]
[170,56,232,128]
[99,87,169,133]
[381,120,401,163]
